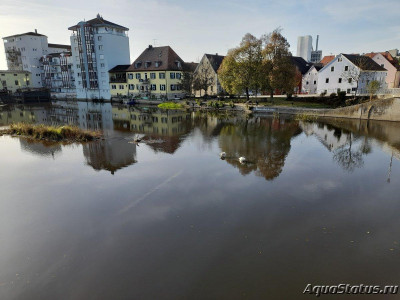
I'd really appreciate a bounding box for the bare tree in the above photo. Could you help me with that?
[366,80,381,101]
[194,66,214,97]
[341,56,372,97]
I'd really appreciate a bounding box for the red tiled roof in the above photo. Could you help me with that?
[320,55,335,66]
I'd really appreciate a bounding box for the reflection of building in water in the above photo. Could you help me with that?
[112,106,192,153]
[19,138,62,159]
[47,101,113,132]
[300,121,350,151]
[0,105,49,126]
[217,117,301,181]
[78,102,113,131]
[83,138,137,175]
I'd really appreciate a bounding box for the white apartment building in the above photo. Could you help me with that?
[317,54,387,95]
[68,14,130,100]
[40,52,76,99]
[2,31,70,88]
[297,35,313,62]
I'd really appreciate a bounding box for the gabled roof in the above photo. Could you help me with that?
[320,55,335,66]
[68,14,128,31]
[365,52,400,70]
[342,54,386,71]
[3,32,46,39]
[127,46,185,72]
[109,65,131,73]
[48,43,71,50]
[205,54,225,72]
[290,56,313,75]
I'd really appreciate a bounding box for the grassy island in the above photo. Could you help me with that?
[157,102,184,109]
[0,123,101,142]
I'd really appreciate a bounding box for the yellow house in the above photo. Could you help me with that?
[0,70,31,93]
[110,45,193,100]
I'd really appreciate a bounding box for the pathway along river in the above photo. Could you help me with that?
[1,101,400,299]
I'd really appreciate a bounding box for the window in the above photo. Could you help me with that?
[150,73,156,79]
[325,78,329,83]
[119,85,124,89]
[313,80,316,85]
[151,84,156,90]
[344,66,349,71]
[129,84,134,90]
[338,78,342,83]
[15,80,19,85]
[136,73,141,79]
[176,73,181,79]
[348,78,352,83]
[347,89,351,93]
[170,73,175,79]
[128,74,133,79]
[306,81,309,85]
[155,61,161,67]
[98,45,103,50]
[99,54,104,60]
[177,85,182,91]
[331,66,334,72]
[98,36,102,41]
[159,73,165,79]
[170,84,176,91]
[160,84,166,91]
[100,63,105,68]
[111,85,116,89]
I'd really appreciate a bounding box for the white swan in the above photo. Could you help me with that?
[220,152,226,159]
[239,157,247,164]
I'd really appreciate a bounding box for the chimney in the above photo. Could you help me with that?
[216,53,218,56]
[148,45,153,49]
[316,35,319,51]
[35,29,37,34]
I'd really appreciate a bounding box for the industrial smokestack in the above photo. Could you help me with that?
[316,35,319,51]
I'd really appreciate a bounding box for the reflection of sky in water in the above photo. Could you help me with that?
[1,110,400,299]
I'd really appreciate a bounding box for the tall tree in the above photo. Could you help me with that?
[262,29,297,99]
[218,33,264,101]
[193,66,214,97]
[180,71,195,97]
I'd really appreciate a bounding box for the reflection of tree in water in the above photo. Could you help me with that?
[218,117,302,181]
[19,138,62,159]
[333,131,364,172]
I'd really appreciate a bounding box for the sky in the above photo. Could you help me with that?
[1,0,400,69]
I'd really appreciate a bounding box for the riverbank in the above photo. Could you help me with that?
[0,123,101,142]
[251,97,400,122]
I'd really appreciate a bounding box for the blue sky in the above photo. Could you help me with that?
[1,0,400,69]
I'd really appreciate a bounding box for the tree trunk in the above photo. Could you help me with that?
[270,90,273,100]
[246,87,250,101]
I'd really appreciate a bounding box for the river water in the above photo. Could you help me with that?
[1,101,400,299]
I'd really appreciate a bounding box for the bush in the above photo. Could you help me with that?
[329,93,337,98]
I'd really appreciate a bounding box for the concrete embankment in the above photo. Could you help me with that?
[253,98,400,122]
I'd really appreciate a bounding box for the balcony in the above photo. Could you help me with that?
[110,76,127,83]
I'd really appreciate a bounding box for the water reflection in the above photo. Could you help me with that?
[2,104,400,299]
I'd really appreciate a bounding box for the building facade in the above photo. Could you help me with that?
[317,54,387,95]
[115,45,187,100]
[297,36,313,62]
[193,54,225,97]
[302,65,322,94]
[365,52,400,89]
[0,70,31,93]
[40,52,76,98]
[2,31,70,88]
[68,14,130,100]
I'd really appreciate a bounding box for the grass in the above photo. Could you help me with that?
[158,102,184,109]
[3,123,101,142]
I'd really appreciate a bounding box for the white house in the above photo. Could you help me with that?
[68,14,130,100]
[2,31,70,88]
[317,54,387,95]
[302,65,322,94]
